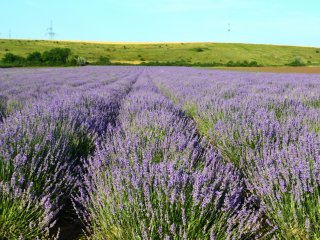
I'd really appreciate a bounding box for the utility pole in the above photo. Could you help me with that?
[47,21,56,40]
[228,23,231,32]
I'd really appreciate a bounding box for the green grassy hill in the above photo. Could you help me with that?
[1,39,320,66]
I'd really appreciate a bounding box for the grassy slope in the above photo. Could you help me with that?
[1,39,320,66]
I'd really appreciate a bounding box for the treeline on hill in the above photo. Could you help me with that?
[0,48,88,67]
[1,51,263,68]
[0,48,309,68]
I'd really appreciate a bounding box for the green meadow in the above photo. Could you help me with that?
[1,39,320,66]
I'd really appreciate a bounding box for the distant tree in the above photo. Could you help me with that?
[225,60,260,67]
[226,60,235,67]
[249,61,259,67]
[96,56,111,65]
[42,48,71,65]
[194,48,204,52]
[2,53,25,64]
[26,51,42,64]
[288,56,306,66]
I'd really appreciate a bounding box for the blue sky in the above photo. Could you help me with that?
[1,0,319,46]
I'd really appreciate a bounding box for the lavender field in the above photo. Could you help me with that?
[0,66,320,239]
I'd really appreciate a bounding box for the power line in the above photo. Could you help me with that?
[47,21,56,40]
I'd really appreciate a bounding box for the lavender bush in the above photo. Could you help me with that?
[154,67,320,239]
[0,103,94,238]
[75,75,264,239]
[244,131,320,239]
[0,181,55,239]
[0,66,140,238]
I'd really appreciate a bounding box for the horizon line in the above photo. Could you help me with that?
[1,38,319,48]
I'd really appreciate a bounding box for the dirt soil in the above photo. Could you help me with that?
[216,66,320,74]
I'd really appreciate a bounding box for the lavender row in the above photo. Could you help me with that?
[0,67,139,239]
[0,66,135,122]
[153,67,320,239]
[75,69,264,239]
